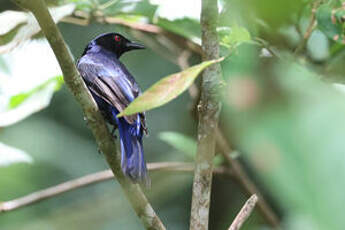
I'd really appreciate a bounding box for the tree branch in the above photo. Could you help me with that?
[175,38,280,230]
[294,0,322,55]
[215,130,280,228]
[190,0,222,229]
[228,194,258,230]
[12,0,165,229]
[0,163,231,213]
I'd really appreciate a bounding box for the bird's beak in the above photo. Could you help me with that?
[126,41,145,50]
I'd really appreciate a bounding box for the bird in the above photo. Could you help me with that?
[77,32,149,186]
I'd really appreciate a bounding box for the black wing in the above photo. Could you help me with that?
[77,55,142,125]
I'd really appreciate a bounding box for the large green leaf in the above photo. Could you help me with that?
[118,58,223,117]
[0,39,63,127]
[0,4,75,53]
[0,142,33,167]
[9,76,64,109]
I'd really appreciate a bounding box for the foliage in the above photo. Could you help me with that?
[0,142,32,167]
[118,58,223,117]
[2,0,345,229]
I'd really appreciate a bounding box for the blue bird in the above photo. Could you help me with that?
[77,33,149,185]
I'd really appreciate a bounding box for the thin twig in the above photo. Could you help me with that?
[215,130,280,228]
[12,0,166,229]
[0,162,231,213]
[228,194,258,230]
[294,0,322,55]
[190,0,222,229]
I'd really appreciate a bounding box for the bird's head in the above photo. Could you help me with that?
[87,32,145,57]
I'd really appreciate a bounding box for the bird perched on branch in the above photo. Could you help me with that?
[77,33,149,186]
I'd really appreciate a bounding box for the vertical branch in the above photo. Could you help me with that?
[190,0,222,229]
[12,0,166,229]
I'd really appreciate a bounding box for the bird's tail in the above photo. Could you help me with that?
[114,112,150,187]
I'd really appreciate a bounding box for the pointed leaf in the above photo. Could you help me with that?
[118,58,223,117]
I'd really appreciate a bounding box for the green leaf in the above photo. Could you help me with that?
[218,26,251,48]
[159,132,197,159]
[9,76,63,109]
[223,59,345,229]
[118,58,223,117]
[316,4,344,43]
[159,131,224,165]
[0,142,33,167]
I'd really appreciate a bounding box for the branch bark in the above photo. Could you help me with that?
[0,163,231,213]
[12,0,165,229]
[228,194,258,230]
[190,0,222,229]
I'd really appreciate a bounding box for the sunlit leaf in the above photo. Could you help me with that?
[0,56,9,74]
[118,58,223,117]
[0,82,58,127]
[0,10,27,36]
[0,39,62,126]
[9,76,64,108]
[0,142,33,167]
[0,4,75,53]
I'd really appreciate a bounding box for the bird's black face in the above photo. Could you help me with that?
[93,33,145,57]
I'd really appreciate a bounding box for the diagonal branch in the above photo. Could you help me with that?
[0,163,231,213]
[228,194,258,230]
[190,0,222,229]
[12,0,165,229]
[294,0,322,55]
[215,130,280,228]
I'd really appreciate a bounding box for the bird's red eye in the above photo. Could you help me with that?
[114,35,121,42]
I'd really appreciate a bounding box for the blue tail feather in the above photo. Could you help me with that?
[92,93,149,186]
[112,109,149,186]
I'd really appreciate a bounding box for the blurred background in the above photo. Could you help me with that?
[1,0,345,229]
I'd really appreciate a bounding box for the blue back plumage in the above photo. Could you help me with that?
[77,35,149,187]
[93,93,149,186]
